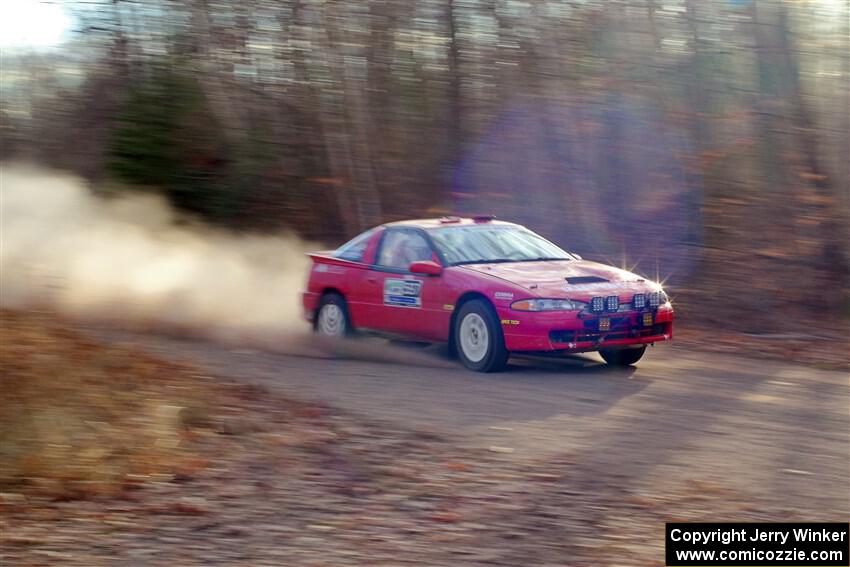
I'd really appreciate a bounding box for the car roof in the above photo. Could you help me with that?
[382,217,521,230]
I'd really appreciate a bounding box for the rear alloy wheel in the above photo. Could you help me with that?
[454,299,508,372]
[599,346,646,366]
[315,293,351,338]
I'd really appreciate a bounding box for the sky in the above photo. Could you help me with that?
[0,0,73,49]
[1,0,846,51]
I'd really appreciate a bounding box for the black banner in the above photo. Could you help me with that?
[666,523,850,566]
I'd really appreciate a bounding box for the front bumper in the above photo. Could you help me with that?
[498,304,674,353]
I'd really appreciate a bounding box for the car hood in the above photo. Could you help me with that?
[460,260,658,299]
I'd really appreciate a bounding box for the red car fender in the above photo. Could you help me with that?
[302,229,386,324]
[440,267,535,340]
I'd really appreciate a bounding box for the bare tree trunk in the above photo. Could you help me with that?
[749,0,848,296]
[646,0,661,50]
[190,0,243,139]
[751,0,788,192]
[341,66,382,230]
[320,5,382,234]
[683,0,707,245]
[774,2,848,275]
[445,0,463,193]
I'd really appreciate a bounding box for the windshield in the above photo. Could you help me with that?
[429,225,575,265]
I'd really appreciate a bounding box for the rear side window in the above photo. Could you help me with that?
[334,229,376,262]
[376,229,433,270]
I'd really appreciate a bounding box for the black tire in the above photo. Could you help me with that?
[599,346,646,366]
[314,292,352,338]
[453,299,509,372]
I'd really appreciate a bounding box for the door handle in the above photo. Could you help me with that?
[366,276,377,284]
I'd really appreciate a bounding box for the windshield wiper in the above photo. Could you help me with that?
[454,257,570,266]
[453,258,516,266]
[511,257,572,262]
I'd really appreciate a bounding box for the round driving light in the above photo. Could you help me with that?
[606,295,619,312]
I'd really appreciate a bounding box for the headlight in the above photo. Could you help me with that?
[511,298,586,312]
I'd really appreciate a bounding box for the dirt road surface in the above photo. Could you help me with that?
[5,323,848,566]
[97,330,850,520]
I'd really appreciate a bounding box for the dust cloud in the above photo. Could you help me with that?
[0,164,454,368]
[1,163,313,348]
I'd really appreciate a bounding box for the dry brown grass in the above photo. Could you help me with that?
[0,309,217,498]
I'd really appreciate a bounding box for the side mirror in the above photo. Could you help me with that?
[409,260,443,276]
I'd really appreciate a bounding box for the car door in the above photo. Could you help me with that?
[361,228,446,340]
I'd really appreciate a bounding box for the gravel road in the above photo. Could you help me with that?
[5,326,848,566]
[99,330,850,520]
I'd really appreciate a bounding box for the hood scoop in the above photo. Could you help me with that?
[565,276,609,284]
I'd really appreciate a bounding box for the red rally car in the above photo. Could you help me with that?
[302,217,673,372]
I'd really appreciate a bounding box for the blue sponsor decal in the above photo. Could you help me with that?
[384,278,422,308]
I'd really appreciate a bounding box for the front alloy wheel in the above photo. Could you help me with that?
[454,299,508,372]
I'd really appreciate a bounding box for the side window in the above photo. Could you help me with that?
[377,229,432,270]
[334,229,375,262]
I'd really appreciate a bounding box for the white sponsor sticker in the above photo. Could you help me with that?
[315,264,346,275]
[384,278,422,308]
